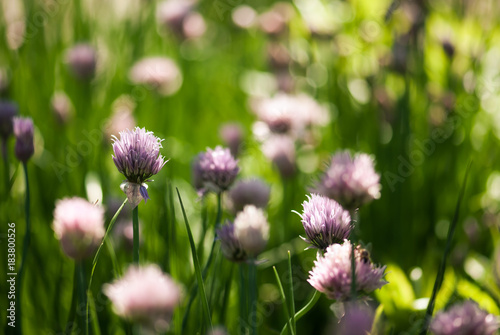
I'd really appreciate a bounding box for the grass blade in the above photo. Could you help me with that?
[176,187,213,331]
[419,162,472,335]
[287,251,296,334]
[273,266,294,335]
[280,290,320,335]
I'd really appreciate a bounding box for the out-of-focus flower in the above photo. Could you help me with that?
[294,194,352,250]
[219,122,244,157]
[216,221,247,263]
[53,197,105,260]
[232,5,257,29]
[112,127,167,206]
[129,57,183,96]
[258,3,294,37]
[228,178,270,213]
[156,0,205,39]
[430,300,499,335]
[192,146,239,195]
[104,264,182,332]
[13,117,34,162]
[267,43,291,71]
[105,95,136,140]
[0,101,18,140]
[234,205,269,258]
[335,302,374,335]
[262,135,296,178]
[51,92,73,125]
[316,151,381,210]
[308,240,387,301]
[65,43,97,80]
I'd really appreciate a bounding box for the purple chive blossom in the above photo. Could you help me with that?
[65,43,97,80]
[316,151,381,210]
[112,127,167,206]
[294,194,352,250]
[52,197,105,260]
[335,302,375,335]
[104,264,182,332]
[308,240,387,301]
[13,117,34,162]
[194,146,239,194]
[228,178,270,213]
[216,221,247,263]
[430,300,500,335]
[0,101,18,140]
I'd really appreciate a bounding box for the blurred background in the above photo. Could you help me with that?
[1,0,500,334]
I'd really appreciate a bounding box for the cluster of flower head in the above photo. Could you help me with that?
[104,264,182,332]
[316,150,381,210]
[217,205,269,262]
[429,300,500,335]
[193,146,239,195]
[308,240,387,301]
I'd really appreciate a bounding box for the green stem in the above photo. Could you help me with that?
[16,162,30,335]
[240,264,248,335]
[280,291,320,335]
[132,206,139,264]
[249,260,258,335]
[77,262,87,335]
[419,162,471,335]
[86,198,128,335]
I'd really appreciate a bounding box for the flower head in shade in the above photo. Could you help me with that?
[294,194,352,250]
[430,300,500,335]
[316,151,381,210]
[65,43,97,80]
[0,101,18,140]
[261,135,296,178]
[234,205,269,258]
[216,221,247,263]
[219,122,244,157]
[228,178,271,213]
[193,146,239,195]
[129,57,182,96]
[112,127,167,206]
[51,92,73,125]
[13,117,34,162]
[335,302,374,335]
[52,197,105,260]
[308,240,387,301]
[104,264,182,332]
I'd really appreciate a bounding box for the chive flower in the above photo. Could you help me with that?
[294,194,352,250]
[13,117,34,162]
[316,151,381,210]
[112,127,167,206]
[308,240,387,301]
[234,205,269,258]
[228,178,270,213]
[216,221,247,263]
[193,146,239,195]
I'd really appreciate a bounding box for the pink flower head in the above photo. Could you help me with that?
[129,57,182,96]
[193,146,239,195]
[52,197,105,260]
[308,240,387,301]
[104,264,182,332]
[65,43,96,80]
[234,205,269,258]
[430,300,500,335]
[317,151,381,210]
[295,194,352,250]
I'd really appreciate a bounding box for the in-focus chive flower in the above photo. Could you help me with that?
[429,300,500,335]
[316,150,381,210]
[216,220,247,263]
[228,178,270,213]
[0,101,18,140]
[294,194,352,250]
[65,43,97,80]
[104,264,182,332]
[234,205,269,258]
[308,240,387,301]
[13,117,34,163]
[335,302,374,335]
[112,127,167,206]
[52,197,105,260]
[193,146,239,195]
